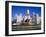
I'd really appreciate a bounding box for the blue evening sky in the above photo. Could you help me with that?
[12,6,41,17]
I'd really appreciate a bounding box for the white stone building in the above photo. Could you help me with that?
[13,13,23,25]
[36,14,41,24]
[16,13,23,25]
[32,12,37,25]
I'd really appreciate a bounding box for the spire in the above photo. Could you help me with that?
[20,13,22,16]
[27,9,29,14]
[36,14,39,17]
[26,9,30,16]
[15,14,17,16]
[33,12,35,15]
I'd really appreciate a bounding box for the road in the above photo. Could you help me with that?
[12,24,41,31]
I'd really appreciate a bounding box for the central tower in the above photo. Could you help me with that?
[26,9,30,15]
